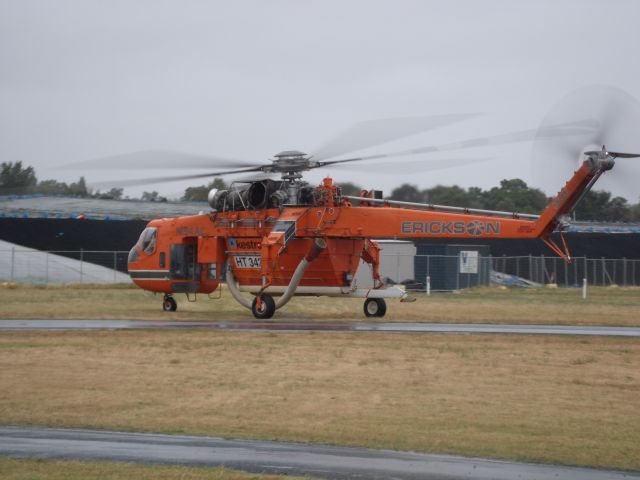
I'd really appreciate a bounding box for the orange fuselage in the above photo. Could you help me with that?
[127,160,601,296]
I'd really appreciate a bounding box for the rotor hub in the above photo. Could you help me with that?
[270,150,311,174]
[273,150,307,158]
[584,145,615,171]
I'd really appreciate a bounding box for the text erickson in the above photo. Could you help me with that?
[400,220,501,236]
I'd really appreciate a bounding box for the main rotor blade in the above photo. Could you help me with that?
[328,156,493,173]
[311,114,479,161]
[231,172,279,183]
[608,151,640,159]
[316,120,595,167]
[89,166,265,188]
[584,150,640,159]
[63,150,262,170]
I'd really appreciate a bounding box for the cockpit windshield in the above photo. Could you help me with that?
[136,227,157,255]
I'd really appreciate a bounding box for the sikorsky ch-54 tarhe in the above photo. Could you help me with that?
[125,146,635,319]
[99,89,640,318]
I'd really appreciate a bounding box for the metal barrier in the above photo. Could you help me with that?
[487,255,640,287]
[0,249,130,284]
[2,248,639,288]
[382,253,640,291]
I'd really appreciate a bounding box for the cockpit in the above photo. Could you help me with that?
[128,227,157,262]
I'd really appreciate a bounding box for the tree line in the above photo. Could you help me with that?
[383,179,640,222]
[2,161,639,221]
[0,161,167,202]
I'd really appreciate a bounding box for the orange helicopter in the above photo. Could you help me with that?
[125,144,636,318]
[84,95,638,319]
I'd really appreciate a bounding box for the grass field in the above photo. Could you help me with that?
[1,330,638,470]
[1,282,640,325]
[0,457,311,480]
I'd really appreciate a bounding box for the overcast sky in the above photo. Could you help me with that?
[1,0,639,201]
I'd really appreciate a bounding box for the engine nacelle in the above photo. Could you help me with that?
[208,180,291,211]
[247,180,284,209]
[208,182,282,212]
[208,188,249,211]
[209,188,251,211]
[207,188,226,211]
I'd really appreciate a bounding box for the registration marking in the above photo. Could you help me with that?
[234,255,261,269]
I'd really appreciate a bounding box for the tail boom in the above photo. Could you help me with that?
[533,154,615,238]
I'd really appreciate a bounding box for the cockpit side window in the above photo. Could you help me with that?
[135,227,157,255]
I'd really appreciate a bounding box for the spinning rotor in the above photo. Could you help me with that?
[69,86,640,205]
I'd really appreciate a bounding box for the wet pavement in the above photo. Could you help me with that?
[2,426,637,480]
[1,319,639,336]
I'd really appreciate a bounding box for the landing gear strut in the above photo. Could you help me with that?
[163,295,177,312]
[363,298,386,318]
[252,293,276,319]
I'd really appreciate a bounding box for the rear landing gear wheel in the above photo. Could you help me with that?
[163,295,177,312]
[252,293,276,319]
[364,298,386,318]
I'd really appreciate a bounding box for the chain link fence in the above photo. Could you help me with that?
[2,248,640,288]
[488,255,640,287]
[404,254,640,291]
[1,249,130,284]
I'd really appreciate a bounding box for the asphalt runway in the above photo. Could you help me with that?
[1,319,640,336]
[2,426,637,480]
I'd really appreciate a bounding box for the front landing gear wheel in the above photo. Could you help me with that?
[163,295,177,312]
[364,298,386,318]
[252,293,276,319]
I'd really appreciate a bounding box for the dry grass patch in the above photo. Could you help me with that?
[1,283,640,325]
[0,457,312,480]
[0,330,639,470]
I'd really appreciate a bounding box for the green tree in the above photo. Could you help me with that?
[67,177,89,197]
[483,179,547,214]
[183,178,227,201]
[34,176,91,197]
[628,203,640,221]
[36,179,71,195]
[467,186,486,208]
[423,185,479,208]
[337,182,362,196]
[109,187,123,200]
[141,191,159,202]
[574,190,610,220]
[389,183,423,203]
[574,190,630,221]
[607,197,630,221]
[0,161,37,193]
[140,190,167,202]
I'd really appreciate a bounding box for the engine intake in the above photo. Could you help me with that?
[248,180,283,209]
[247,181,268,209]
[208,180,285,212]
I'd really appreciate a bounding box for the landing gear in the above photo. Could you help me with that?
[252,293,276,319]
[163,295,177,312]
[363,298,386,318]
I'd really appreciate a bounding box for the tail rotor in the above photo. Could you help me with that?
[531,85,640,202]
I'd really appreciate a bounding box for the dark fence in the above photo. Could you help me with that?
[382,253,640,291]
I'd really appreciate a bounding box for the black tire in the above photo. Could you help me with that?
[251,293,276,319]
[363,298,386,318]
[163,296,177,312]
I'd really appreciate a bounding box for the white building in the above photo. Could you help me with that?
[354,240,416,288]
